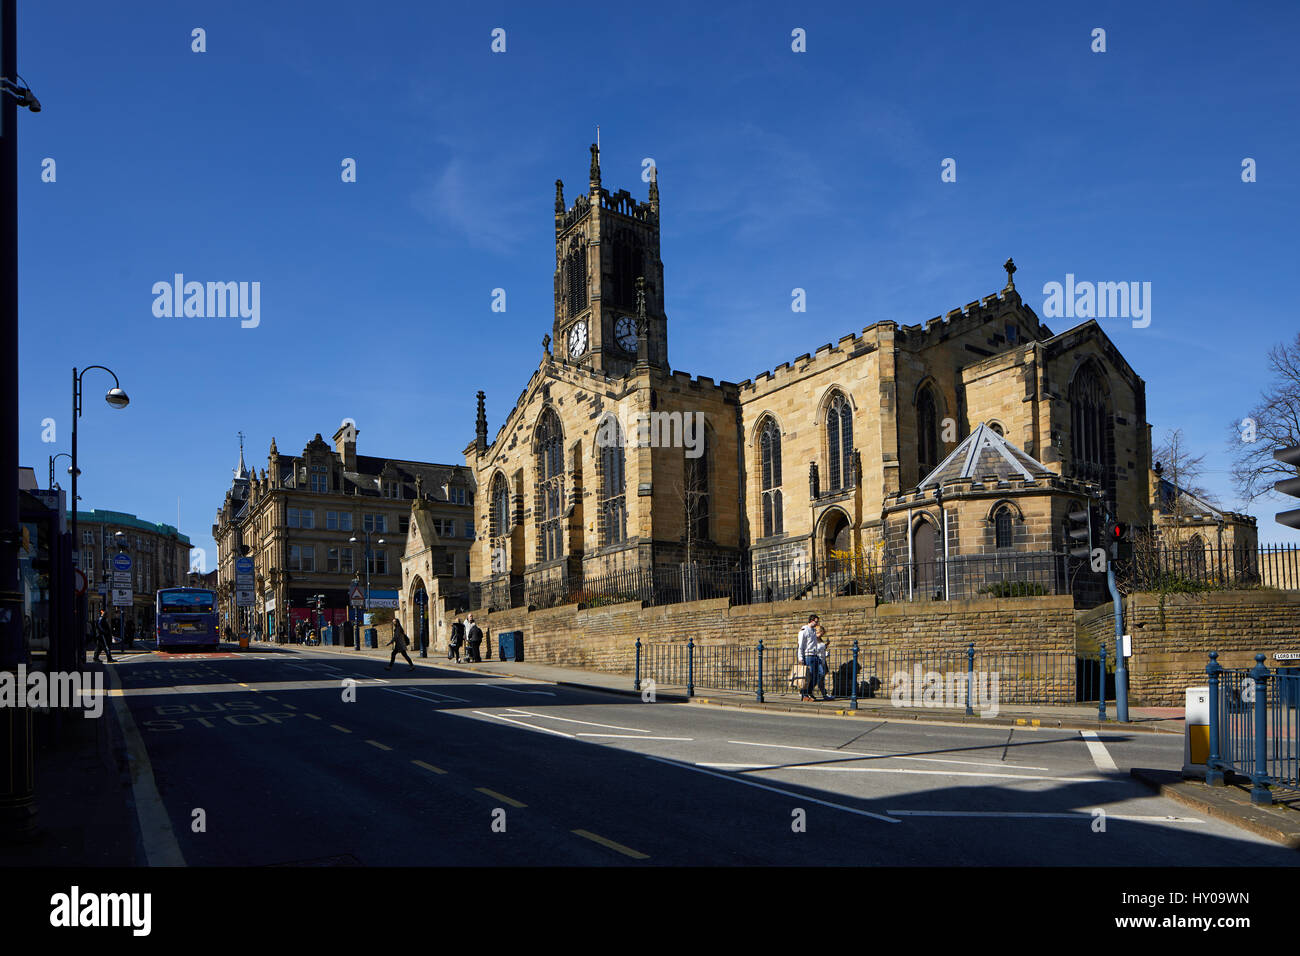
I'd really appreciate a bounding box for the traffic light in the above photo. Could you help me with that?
[1067,503,1093,561]
[1276,446,1300,529]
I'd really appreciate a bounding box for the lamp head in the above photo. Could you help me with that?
[105,387,130,409]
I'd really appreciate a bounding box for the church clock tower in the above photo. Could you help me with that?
[553,142,668,377]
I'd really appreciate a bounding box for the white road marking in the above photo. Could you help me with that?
[384,687,468,704]
[887,809,1203,824]
[575,734,694,740]
[727,739,1051,771]
[646,755,900,824]
[697,762,1106,783]
[1080,730,1119,772]
[472,682,557,696]
[473,710,574,738]
[105,666,186,866]
[503,710,649,733]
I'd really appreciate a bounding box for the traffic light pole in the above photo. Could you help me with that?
[1107,556,1128,723]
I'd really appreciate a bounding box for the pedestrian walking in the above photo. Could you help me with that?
[278,623,286,644]
[465,615,483,663]
[812,622,833,701]
[795,613,820,702]
[447,618,464,662]
[386,618,415,671]
[92,609,116,663]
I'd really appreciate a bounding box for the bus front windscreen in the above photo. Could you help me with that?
[160,591,215,614]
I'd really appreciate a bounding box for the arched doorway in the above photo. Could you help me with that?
[410,577,429,655]
[912,517,939,599]
[819,509,854,587]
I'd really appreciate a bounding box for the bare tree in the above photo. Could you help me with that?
[1153,427,1215,521]
[1227,330,1300,504]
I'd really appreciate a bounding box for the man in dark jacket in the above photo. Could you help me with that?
[385,619,415,671]
[93,609,116,663]
[465,615,483,663]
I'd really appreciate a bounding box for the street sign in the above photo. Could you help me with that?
[235,556,254,574]
[111,571,132,586]
[73,569,87,596]
[112,553,133,572]
[1276,652,1300,661]
[236,588,254,607]
[96,583,110,595]
[111,587,133,607]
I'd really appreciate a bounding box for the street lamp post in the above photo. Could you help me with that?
[47,452,74,490]
[349,530,385,651]
[69,366,129,647]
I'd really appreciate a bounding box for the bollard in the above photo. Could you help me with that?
[687,638,695,698]
[634,637,642,692]
[965,643,975,716]
[1206,651,1223,786]
[1250,654,1272,805]
[756,640,765,703]
[851,640,860,710]
[1099,645,1107,722]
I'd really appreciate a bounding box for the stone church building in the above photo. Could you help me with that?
[459,144,1152,611]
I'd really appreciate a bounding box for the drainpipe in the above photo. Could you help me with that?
[907,506,914,600]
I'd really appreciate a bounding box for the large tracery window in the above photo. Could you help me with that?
[489,473,510,540]
[565,240,587,318]
[535,409,565,562]
[826,391,854,492]
[1070,363,1111,489]
[917,387,939,478]
[599,418,627,546]
[759,418,783,537]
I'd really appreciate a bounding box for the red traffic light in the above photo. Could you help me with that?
[1109,523,1128,540]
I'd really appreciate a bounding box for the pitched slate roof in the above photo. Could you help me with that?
[917,423,1054,490]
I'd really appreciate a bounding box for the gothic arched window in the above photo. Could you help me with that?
[917,387,939,478]
[1070,363,1111,492]
[489,473,510,539]
[535,409,565,562]
[759,418,783,537]
[599,418,626,546]
[994,507,1013,549]
[685,433,710,543]
[826,392,854,492]
[611,230,644,310]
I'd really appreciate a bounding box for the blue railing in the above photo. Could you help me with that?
[1206,651,1300,803]
[637,641,1114,706]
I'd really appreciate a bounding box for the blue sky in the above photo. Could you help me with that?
[15,0,1300,564]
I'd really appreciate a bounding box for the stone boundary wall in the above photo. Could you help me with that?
[1116,590,1300,706]
[474,594,1079,678]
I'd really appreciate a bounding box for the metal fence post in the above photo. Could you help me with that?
[851,640,860,710]
[634,637,641,692]
[1098,644,1107,721]
[1250,654,1272,805]
[965,642,975,716]
[687,638,695,698]
[756,640,765,703]
[1206,651,1223,786]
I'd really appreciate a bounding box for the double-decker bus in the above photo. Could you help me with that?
[155,587,219,651]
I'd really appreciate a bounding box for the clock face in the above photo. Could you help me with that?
[567,321,588,358]
[615,315,638,352]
